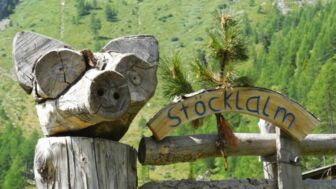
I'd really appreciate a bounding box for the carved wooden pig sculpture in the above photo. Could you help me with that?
[13,32,159,140]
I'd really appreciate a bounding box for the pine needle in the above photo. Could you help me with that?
[160,53,194,99]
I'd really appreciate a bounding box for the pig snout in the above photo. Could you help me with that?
[87,70,130,120]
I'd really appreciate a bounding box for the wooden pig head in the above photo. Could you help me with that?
[13,32,159,140]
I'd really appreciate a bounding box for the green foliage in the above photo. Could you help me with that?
[249,0,256,7]
[307,58,336,132]
[105,4,118,22]
[247,1,336,172]
[0,0,20,19]
[0,0,335,185]
[257,5,265,14]
[160,53,194,99]
[208,16,248,62]
[0,123,38,188]
[90,14,101,37]
[92,0,97,9]
[3,157,25,189]
[76,0,91,16]
[138,116,147,135]
[206,14,248,86]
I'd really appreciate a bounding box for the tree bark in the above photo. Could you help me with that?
[34,137,137,189]
[140,179,336,189]
[139,133,336,165]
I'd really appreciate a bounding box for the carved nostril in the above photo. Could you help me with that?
[113,92,120,100]
[97,88,105,96]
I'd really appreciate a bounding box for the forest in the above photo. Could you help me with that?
[0,0,19,20]
[0,0,335,188]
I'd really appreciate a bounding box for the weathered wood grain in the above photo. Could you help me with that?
[34,53,158,139]
[258,119,277,183]
[34,137,137,189]
[101,35,159,65]
[140,179,336,189]
[34,48,87,98]
[276,128,303,189]
[13,32,159,140]
[138,133,336,165]
[95,52,157,104]
[140,179,275,189]
[36,69,131,140]
[148,87,320,141]
[13,31,71,93]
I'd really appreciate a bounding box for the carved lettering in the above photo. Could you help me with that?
[274,106,296,128]
[246,96,260,114]
[195,101,206,116]
[168,107,181,127]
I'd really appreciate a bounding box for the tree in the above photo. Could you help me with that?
[2,157,25,189]
[249,0,256,7]
[160,14,249,174]
[76,0,91,16]
[92,0,98,9]
[90,14,101,38]
[105,4,118,22]
[307,59,336,132]
[160,53,194,99]
[138,118,150,183]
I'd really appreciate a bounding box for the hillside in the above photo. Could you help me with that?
[0,0,335,188]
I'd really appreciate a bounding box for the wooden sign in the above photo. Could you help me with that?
[148,87,320,141]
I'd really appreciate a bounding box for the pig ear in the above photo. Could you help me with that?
[13,31,72,94]
[101,35,159,65]
[34,48,87,99]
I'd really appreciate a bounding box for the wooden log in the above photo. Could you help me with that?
[13,31,72,93]
[138,133,336,165]
[114,53,157,104]
[101,35,159,65]
[36,69,131,140]
[34,137,137,189]
[34,48,87,99]
[276,128,303,189]
[140,179,336,189]
[13,32,159,140]
[258,119,277,182]
[94,52,157,104]
[148,87,320,141]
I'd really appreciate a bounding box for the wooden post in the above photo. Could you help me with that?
[276,128,303,189]
[258,119,277,185]
[34,137,137,189]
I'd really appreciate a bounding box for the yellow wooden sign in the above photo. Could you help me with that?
[148,87,320,141]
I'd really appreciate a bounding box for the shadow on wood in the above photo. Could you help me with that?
[34,137,137,189]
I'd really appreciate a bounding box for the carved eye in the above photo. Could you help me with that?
[129,71,141,86]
